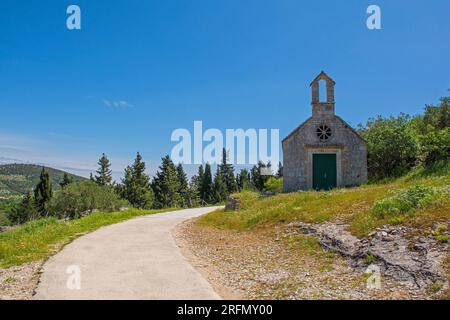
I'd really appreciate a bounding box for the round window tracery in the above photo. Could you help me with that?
[316,125,332,141]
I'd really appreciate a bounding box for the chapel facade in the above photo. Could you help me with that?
[282,72,368,192]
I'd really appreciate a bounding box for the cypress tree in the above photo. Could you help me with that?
[95,153,113,186]
[60,173,73,189]
[201,163,214,203]
[34,167,53,216]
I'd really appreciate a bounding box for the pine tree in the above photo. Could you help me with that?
[121,153,154,209]
[218,148,237,195]
[188,176,201,207]
[176,163,190,207]
[60,173,73,189]
[95,153,113,186]
[196,165,204,201]
[200,163,214,203]
[34,167,53,216]
[151,156,182,208]
[237,169,252,191]
[213,168,227,202]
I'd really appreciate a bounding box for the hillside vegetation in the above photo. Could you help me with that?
[0,164,85,197]
[198,162,450,237]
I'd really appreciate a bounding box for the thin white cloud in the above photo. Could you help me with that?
[102,99,134,108]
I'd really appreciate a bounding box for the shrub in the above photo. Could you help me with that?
[0,212,10,226]
[49,181,129,219]
[418,128,450,167]
[432,224,449,243]
[358,114,418,179]
[264,177,283,194]
[372,185,438,218]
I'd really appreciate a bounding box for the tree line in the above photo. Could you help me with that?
[7,149,282,224]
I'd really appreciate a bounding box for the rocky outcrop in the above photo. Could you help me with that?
[225,196,241,211]
[291,222,449,289]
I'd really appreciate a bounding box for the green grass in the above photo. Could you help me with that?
[0,208,173,268]
[198,163,450,237]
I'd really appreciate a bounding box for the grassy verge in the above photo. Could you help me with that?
[198,163,449,237]
[0,208,173,268]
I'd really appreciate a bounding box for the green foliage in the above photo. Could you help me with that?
[359,97,450,179]
[218,149,238,195]
[119,153,154,209]
[200,163,214,203]
[213,169,228,203]
[359,114,418,179]
[0,164,85,197]
[0,197,20,226]
[34,167,53,216]
[250,161,271,191]
[176,163,191,207]
[152,156,182,208]
[49,181,128,219]
[264,177,283,194]
[372,185,442,219]
[236,169,252,191]
[0,212,10,226]
[95,153,113,186]
[199,163,449,235]
[59,172,73,189]
[7,192,38,224]
[431,223,449,243]
[365,254,375,264]
[423,97,450,130]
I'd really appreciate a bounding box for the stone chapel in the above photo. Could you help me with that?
[282,71,368,192]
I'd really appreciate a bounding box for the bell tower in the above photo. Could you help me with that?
[310,71,335,117]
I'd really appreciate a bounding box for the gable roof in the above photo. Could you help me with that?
[282,117,312,143]
[310,71,335,86]
[282,115,366,144]
[334,115,367,143]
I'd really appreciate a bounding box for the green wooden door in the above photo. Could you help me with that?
[313,154,337,190]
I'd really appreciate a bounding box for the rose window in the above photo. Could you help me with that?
[316,125,332,141]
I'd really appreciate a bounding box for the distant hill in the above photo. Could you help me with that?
[0,164,86,198]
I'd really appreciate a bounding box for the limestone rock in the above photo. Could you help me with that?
[293,222,449,289]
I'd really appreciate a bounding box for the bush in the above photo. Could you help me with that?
[0,212,10,226]
[264,177,283,194]
[49,181,129,219]
[358,114,418,179]
[372,185,439,218]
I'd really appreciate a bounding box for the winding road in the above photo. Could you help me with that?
[34,207,222,300]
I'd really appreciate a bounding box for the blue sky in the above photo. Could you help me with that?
[0,0,449,178]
